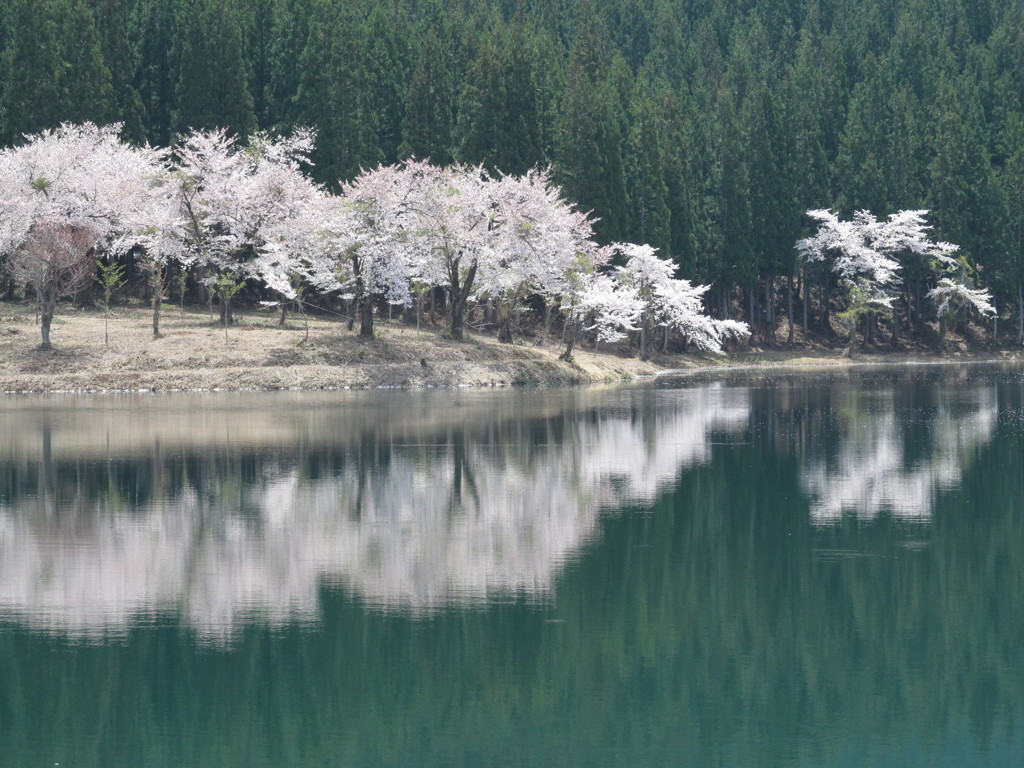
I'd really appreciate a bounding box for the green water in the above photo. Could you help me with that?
[1,365,1022,767]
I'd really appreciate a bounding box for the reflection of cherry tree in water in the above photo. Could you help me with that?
[802,383,999,523]
[0,385,748,641]
[0,375,1008,641]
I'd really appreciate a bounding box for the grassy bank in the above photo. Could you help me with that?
[2,301,1020,394]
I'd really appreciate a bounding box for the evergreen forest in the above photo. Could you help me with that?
[2,0,1024,345]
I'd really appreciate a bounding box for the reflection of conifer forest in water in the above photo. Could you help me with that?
[0,367,1022,767]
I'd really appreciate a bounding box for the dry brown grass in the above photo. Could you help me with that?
[0,301,662,392]
[3,300,1019,393]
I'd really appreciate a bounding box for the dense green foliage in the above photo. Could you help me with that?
[1,0,1023,341]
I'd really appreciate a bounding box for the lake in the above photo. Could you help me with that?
[1,364,1022,767]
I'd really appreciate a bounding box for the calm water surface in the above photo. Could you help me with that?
[1,365,1022,767]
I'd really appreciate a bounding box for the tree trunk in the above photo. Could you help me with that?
[1,271,15,300]
[560,316,579,361]
[639,313,650,360]
[1018,281,1024,345]
[846,316,858,356]
[40,307,53,349]
[748,283,756,339]
[153,295,162,338]
[917,282,925,331]
[359,297,374,338]
[448,257,477,341]
[497,316,513,343]
[541,300,554,345]
[349,254,374,338]
[497,302,513,343]
[823,271,831,332]
[152,266,164,338]
[802,267,808,337]
[786,274,794,345]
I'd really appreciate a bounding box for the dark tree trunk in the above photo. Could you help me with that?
[151,265,164,338]
[1018,281,1024,345]
[349,254,374,338]
[359,295,374,338]
[786,274,794,345]
[448,257,477,341]
[823,270,831,331]
[559,316,580,361]
[748,283,756,339]
[497,303,513,343]
[802,267,808,337]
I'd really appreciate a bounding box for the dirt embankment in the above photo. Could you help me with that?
[2,302,1020,394]
[0,303,663,393]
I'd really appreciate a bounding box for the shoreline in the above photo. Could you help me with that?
[2,302,1021,394]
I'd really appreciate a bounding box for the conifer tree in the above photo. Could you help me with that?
[625,79,671,257]
[295,0,380,185]
[455,37,509,171]
[91,0,147,143]
[266,0,313,129]
[363,3,408,164]
[55,0,116,128]
[134,0,179,147]
[1,0,63,143]
[237,0,277,128]
[400,26,456,165]
[555,20,629,243]
[174,0,256,137]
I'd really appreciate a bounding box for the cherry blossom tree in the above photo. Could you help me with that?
[327,163,419,338]
[113,168,187,337]
[477,168,606,343]
[241,130,327,326]
[556,251,612,361]
[580,273,641,351]
[168,128,322,326]
[153,128,243,321]
[927,258,996,348]
[796,209,967,349]
[8,219,99,348]
[401,162,492,341]
[0,122,161,347]
[611,243,748,359]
